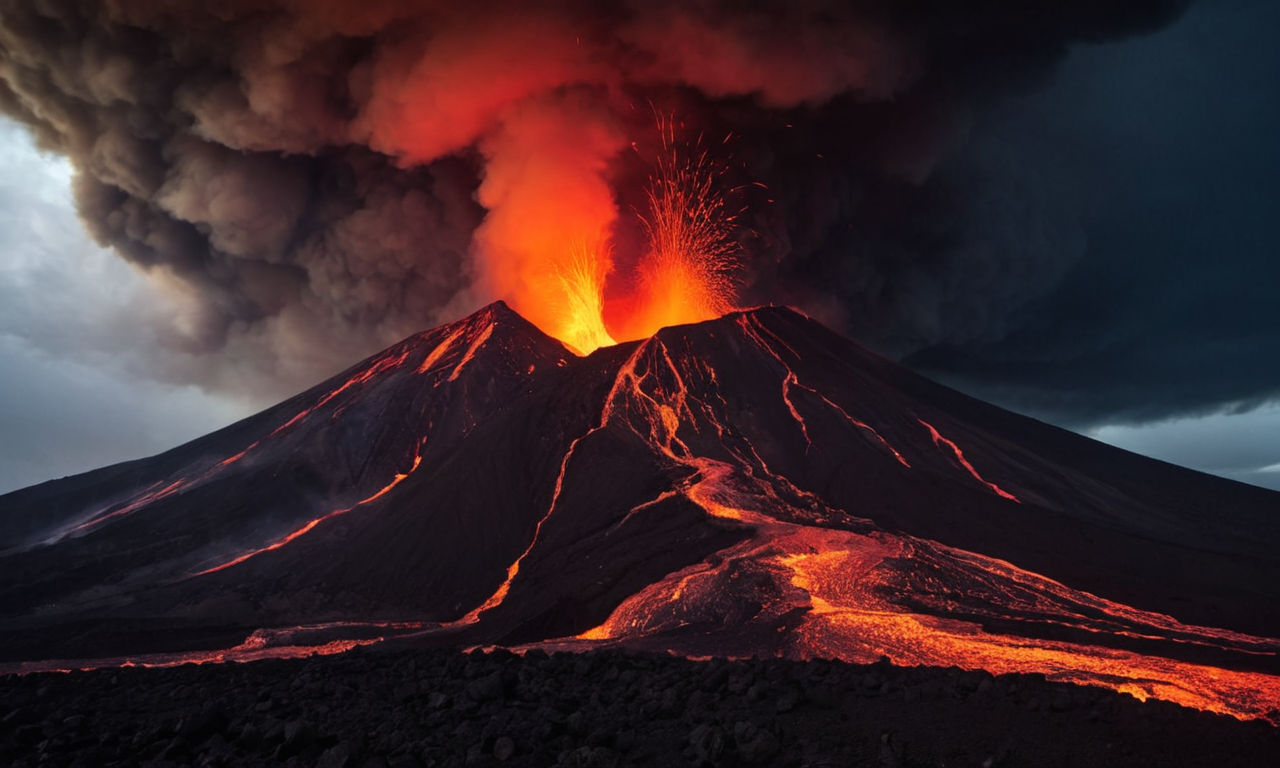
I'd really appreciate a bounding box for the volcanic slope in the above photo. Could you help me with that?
[2,303,1279,723]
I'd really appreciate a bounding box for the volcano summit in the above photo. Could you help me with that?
[2,304,1279,724]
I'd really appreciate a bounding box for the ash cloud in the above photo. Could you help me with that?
[2,0,1232,419]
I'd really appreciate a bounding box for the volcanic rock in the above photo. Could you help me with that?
[1,302,1279,725]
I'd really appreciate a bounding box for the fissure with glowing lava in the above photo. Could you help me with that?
[4,303,1279,729]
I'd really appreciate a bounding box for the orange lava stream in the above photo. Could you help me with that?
[736,314,910,468]
[447,322,496,381]
[796,381,912,468]
[53,346,424,544]
[781,541,1280,723]
[782,371,815,452]
[574,516,1280,723]
[552,323,1280,725]
[2,621,431,674]
[453,339,650,624]
[606,490,680,536]
[918,418,1019,502]
[417,325,467,374]
[456,432,590,625]
[64,479,185,538]
[269,349,412,438]
[188,452,423,578]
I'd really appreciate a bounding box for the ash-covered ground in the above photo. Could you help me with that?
[2,649,1276,767]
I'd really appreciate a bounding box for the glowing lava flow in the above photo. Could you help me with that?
[48,345,425,545]
[778,537,1280,723]
[188,452,423,578]
[454,341,653,625]
[1,621,431,674]
[918,419,1019,502]
[530,320,1280,724]
[736,314,910,468]
[569,501,1280,723]
[269,348,412,438]
[448,322,496,381]
[418,325,467,374]
[62,479,185,538]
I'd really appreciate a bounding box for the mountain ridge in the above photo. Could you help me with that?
[2,302,1279,722]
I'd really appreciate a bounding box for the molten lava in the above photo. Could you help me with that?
[553,242,617,355]
[533,323,1279,724]
[920,419,1019,502]
[13,303,1280,729]
[189,451,424,578]
[623,122,741,341]
[488,117,744,355]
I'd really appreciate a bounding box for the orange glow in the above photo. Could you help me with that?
[472,95,625,355]
[418,325,467,374]
[2,621,432,674]
[610,119,741,343]
[481,325,1280,725]
[473,111,742,355]
[447,322,496,381]
[919,419,1019,502]
[553,242,617,355]
[189,452,423,577]
[65,479,186,537]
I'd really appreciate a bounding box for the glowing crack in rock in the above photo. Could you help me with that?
[21,307,1280,730]
[62,479,185,539]
[188,452,423,578]
[918,418,1020,502]
[448,322,496,381]
[548,320,1280,724]
[0,621,431,674]
[736,313,909,467]
[52,347,418,544]
[792,380,911,468]
[269,348,412,439]
[454,342,656,625]
[417,325,468,374]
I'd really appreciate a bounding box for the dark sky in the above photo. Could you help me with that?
[906,0,1280,425]
[0,0,1277,493]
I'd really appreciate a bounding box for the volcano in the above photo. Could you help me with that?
[2,303,1279,723]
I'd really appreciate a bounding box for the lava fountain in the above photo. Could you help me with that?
[479,113,744,355]
[612,118,743,343]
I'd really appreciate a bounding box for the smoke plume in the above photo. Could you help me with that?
[0,0,1187,398]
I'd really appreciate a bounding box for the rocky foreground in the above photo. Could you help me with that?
[1,648,1276,767]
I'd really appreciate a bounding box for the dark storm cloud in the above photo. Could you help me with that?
[0,0,1213,414]
[898,0,1280,425]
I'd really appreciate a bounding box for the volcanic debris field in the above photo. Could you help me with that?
[3,648,1277,768]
